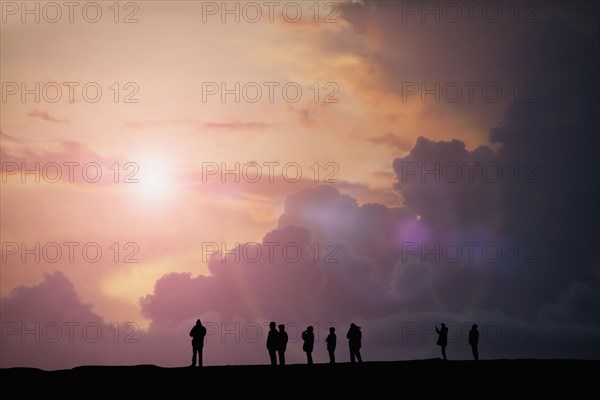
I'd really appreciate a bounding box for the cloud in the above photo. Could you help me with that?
[203,121,272,131]
[124,118,200,130]
[3,271,595,370]
[124,119,272,131]
[368,132,415,152]
[0,134,122,185]
[335,1,600,147]
[0,130,23,143]
[0,273,149,369]
[144,17,597,359]
[286,105,318,127]
[180,164,400,210]
[2,5,598,369]
[391,19,599,318]
[334,180,403,207]
[140,222,393,324]
[538,281,599,326]
[393,136,498,233]
[27,109,69,124]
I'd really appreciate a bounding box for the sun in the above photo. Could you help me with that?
[135,159,173,198]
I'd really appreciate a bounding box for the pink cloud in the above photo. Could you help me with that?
[203,121,271,131]
[0,272,148,369]
[124,119,272,131]
[0,136,123,186]
[124,118,200,130]
[287,106,317,127]
[27,109,69,124]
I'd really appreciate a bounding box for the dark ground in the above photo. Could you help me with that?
[1,359,597,395]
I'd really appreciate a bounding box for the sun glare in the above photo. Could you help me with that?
[136,159,173,199]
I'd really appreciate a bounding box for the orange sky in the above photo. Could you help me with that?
[1,0,510,328]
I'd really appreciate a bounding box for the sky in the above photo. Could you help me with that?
[0,0,598,369]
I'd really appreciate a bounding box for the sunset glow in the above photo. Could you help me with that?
[1,1,598,370]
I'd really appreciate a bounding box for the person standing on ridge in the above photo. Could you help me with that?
[347,323,363,363]
[266,321,279,366]
[436,323,449,360]
[326,327,337,364]
[302,326,315,365]
[469,324,479,361]
[189,319,207,367]
[277,324,288,366]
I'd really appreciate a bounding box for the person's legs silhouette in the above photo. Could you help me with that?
[191,347,198,367]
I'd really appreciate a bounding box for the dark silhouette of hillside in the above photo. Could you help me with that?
[1,359,596,394]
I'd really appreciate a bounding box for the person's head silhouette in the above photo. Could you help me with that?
[329,327,335,333]
[441,323,446,328]
[307,326,313,332]
[278,324,285,331]
[269,321,276,330]
[196,319,201,325]
[472,324,478,330]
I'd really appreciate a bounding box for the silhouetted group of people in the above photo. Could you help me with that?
[267,322,289,365]
[266,322,363,365]
[436,323,479,361]
[189,319,479,367]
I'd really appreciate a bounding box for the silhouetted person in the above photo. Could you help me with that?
[189,319,207,367]
[277,324,288,366]
[302,326,315,364]
[469,324,479,361]
[346,323,362,363]
[436,323,448,360]
[266,321,279,366]
[325,327,337,364]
